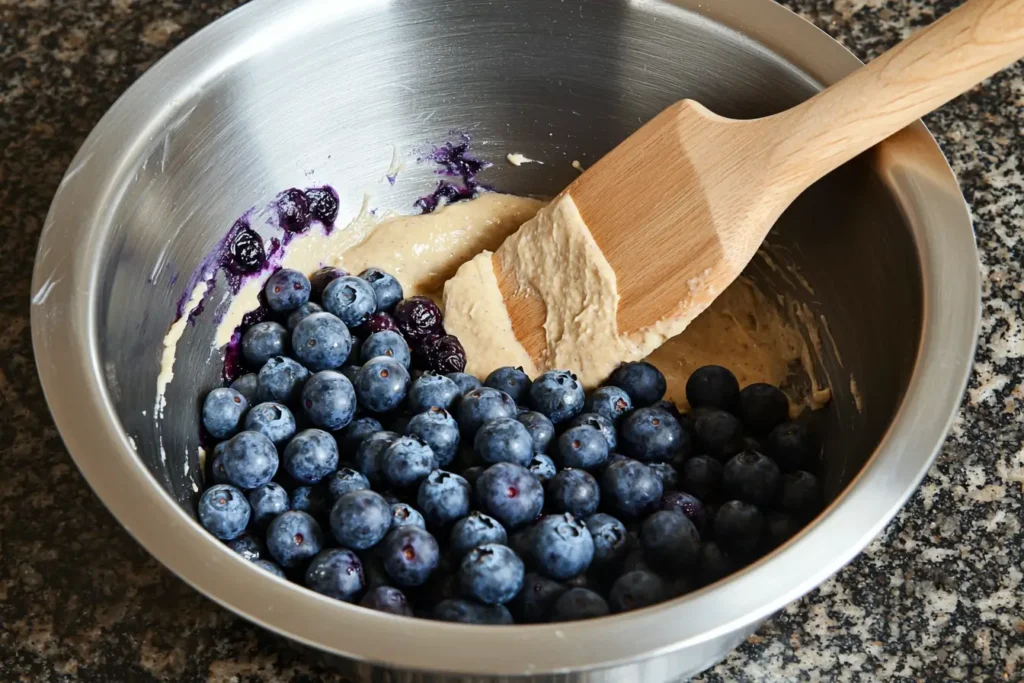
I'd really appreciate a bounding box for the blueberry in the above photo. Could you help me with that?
[462,465,484,488]
[528,370,585,424]
[547,469,600,519]
[329,489,391,550]
[446,372,482,396]
[360,586,413,616]
[361,330,411,369]
[198,484,250,540]
[433,599,514,625]
[714,500,764,560]
[325,468,370,501]
[619,406,686,463]
[221,430,278,490]
[264,268,311,313]
[421,334,467,374]
[475,463,544,529]
[513,573,566,623]
[609,570,666,613]
[298,371,354,431]
[456,387,518,437]
[390,502,426,530]
[280,429,337,484]
[290,485,331,520]
[530,513,594,580]
[340,364,361,384]
[338,417,383,455]
[278,188,312,232]
[393,296,443,343]
[359,311,399,338]
[358,268,404,313]
[648,463,680,490]
[583,513,628,568]
[679,455,723,502]
[227,533,266,561]
[256,356,310,405]
[584,386,633,423]
[241,322,287,369]
[354,430,399,484]
[779,471,823,521]
[516,411,555,454]
[305,548,365,602]
[767,421,817,471]
[254,559,287,578]
[528,454,557,482]
[661,491,707,530]
[416,469,471,527]
[557,426,609,470]
[266,510,323,568]
[407,373,461,413]
[601,459,663,518]
[229,224,266,273]
[405,408,460,467]
[550,587,608,621]
[737,383,789,435]
[323,276,378,328]
[449,511,507,559]
[309,266,347,301]
[291,312,353,373]
[698,541,736,586]
[686,365,740,411]
[723,450,781,506]
[202,387,248,439]
[641,510,700,574]
[606,361,666,407]
[381,526,440,587]
[247,482,289,529]
[458,544,525,605]
[622,548,653,575]
[354,357,410,413]
[381,435,435,488]
[508,526,534,563]
[474,417,534,467]
[652,399,683,422]
[567,413,617,451]
[244,402,296,446]
[306,186,340,224]
[765,511,802,550]
[229,373,259,405]
[285,302,322,332]
[693,409,745,461]
[484,366,532,405]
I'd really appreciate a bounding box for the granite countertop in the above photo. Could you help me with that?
[2,0,1022,681]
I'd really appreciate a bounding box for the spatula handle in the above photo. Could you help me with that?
[773,0,1024,190]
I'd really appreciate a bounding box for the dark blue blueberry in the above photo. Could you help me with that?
[390,502,426,530]
[221,430,278,490]
[264,268,311,313]
[359,311,399,337]
[421,334,467,374]
[661,491,707,531]
[601,458,663,518]
[723,450,781,506]
[323,275,377,328]
[652,399,683,422]
[641,510,700,574]
[244,402,296,446]
[305,548,365,602]
[309,266,347,301]
[286,302,324,331]
[459,544,525,605]
[609,570,666,613]
[619,406,686,463]
[433,599,514,624]
[686,365,740,411]
[461,465,485,488]
[767,421,817,472]
[779,471,823,521]
[516,411,555,454]
[354,430,399,484]
[277,188,312,232]
[737,383,790,435]
[567,413,617,451]
[256,356,310,405]
[300,370,356,431]
[446,372,482,396]
[548,469,600,519]
[584,513,629,567]
[393,296,443,344]
[417,470,471,527]
[247,482,289,529]
[291,312,353,373]
[282,429,339,484]
[513,573,566,623]
[407,373,461,413]
[229,224,266,273]
[474,417,534,467]
[528,371,585,424]
[360,586,413,616]
[289,485,331,521]
[340,364,361,384]
[339,417,383,455]
[475,463,544,529]
[361,330,411,369]
[227,533,265,561]
[329,489,391,550]
[484,366,532,405]
[386,413,413,436]
[606,362,666,407]
[648,463,680,490]
[550,587,608,621]
[449,511,507,558]
[557,425,609,470]
[198,484,250,540]
[253,559,287,578]
[326,468,370,500]
[266,510,323,568]
[381,435,435,488]
[530,513,594,580]
[584,386,633,423]
[527,454,557,482]
[680,455,723,502]
[229,373,259,405]
[241,321,287,369]
[381,526,440,587]
[354,357,410,413]
[508,527,534,564]
[698,540,737,586]
[457,387,518,437]
[694,409,746,461]
[306,186,340,224]
[405,408,460,467]
[765,511,802,550]
[622,549,653,575]
[359,268,404,313]
[714,500,764,560]
[202,387,248,439]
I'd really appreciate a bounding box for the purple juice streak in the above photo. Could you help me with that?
[415,138,493,214]
[221,306,273,384]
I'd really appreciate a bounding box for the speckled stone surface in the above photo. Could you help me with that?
[1,0,1022,681]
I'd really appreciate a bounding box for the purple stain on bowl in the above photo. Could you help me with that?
[415,138,492,214]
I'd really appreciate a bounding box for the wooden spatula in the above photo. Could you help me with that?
[495,0,1024,365]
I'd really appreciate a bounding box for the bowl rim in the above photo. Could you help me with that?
[30,0,980,676]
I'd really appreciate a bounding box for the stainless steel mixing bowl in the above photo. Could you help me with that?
[31,0,980,679]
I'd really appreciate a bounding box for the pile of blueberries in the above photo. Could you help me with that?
[198,266,823,624]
